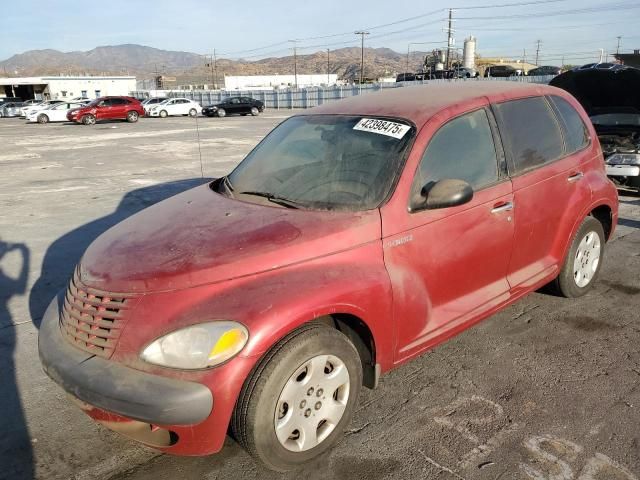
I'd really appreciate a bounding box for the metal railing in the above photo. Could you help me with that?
[131,75,556,109]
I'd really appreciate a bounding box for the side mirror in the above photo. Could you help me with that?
[411,179,474,212]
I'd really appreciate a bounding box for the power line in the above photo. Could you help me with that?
[456,2,640,20]
[453,0,568,9]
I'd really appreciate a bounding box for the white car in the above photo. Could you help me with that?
[26,101,89,124]
[142,97,169,114]
[21,100,65,118]
[147,98,202,118]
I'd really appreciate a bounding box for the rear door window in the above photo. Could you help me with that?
[549,95,589,154]
[411,108,499,196]
[494,96,564,174]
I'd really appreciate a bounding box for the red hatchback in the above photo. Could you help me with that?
[67,96,144,125]
[40,83,618,471]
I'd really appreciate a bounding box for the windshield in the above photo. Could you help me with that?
[226,115,415,211]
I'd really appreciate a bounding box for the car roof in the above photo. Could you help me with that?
[303,82,560,127]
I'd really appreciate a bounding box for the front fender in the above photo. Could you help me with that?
[113,241,394,377]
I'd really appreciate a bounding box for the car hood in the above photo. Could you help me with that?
[79,182,381,293]
[550,66,640,117]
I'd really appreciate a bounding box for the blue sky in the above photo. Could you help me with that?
[3,0,640,65]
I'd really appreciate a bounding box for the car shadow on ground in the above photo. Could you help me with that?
[0,177,211,480]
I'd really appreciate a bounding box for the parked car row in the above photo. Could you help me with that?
[0,95,266,125]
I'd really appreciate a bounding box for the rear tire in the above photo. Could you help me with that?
[81,114,96,125]
[216,108,226,118]
[37,114,49,124]
[232,323,362,472]
[126,111,139,123]
[552,216,605,298]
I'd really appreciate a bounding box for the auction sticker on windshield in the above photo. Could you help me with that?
[353,118,411,139]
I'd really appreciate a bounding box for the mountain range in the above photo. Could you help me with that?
[0,44,435,82]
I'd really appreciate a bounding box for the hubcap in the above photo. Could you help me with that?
[573,231,601,288]
[274,354,350,452]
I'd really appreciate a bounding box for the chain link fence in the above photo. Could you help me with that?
[131,75,556,109]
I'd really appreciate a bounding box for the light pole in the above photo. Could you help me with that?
[327,48,330,85]
[616,36,622,56]
[355,31,370,84]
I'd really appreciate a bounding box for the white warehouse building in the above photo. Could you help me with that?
[0,75,137,101]
[224,74,338,90]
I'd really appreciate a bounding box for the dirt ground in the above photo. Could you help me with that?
[0,113,638,480]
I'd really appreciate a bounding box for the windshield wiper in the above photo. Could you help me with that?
[222,175,235,197]
[238,191,304,209]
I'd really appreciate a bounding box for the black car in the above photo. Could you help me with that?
[527,65,562,77]
[202,97,264,118]
[484,65,517,77]
[550,64,640,191]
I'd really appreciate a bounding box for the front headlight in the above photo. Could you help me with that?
[140,321,249,369]
[606,153,640,166]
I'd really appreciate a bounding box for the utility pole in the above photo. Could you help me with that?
[445,9,454,69]
[327,49,330,85]
[207,55,215,89]
[616,36,622,56]
[355,31,370,84]
[289,40,298,88]
[406,43,410,74]
[535,39,541,66]
[213,49,218,89]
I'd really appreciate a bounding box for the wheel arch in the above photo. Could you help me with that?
[317,313,379,389]
[590,204,613,241]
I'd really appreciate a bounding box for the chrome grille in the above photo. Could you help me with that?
[60,268,138,358]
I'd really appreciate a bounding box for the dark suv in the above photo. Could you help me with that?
[484,65,517,77]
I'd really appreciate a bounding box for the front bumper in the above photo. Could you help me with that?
[39,293,214,426]
[38,291,258,455]
[606,164,640,177]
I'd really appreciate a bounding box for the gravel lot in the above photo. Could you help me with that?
[1,113,639,480]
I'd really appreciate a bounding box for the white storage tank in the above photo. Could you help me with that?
[463,36,476,70]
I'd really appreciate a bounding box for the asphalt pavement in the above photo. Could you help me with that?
[0,113,638,480]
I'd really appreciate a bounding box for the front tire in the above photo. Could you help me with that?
[126,111,139,123]
[37,114,49,124]
[250,106,260,116]
[232,323,362,472]
[553,216,605,298]
[159,110,168,118]
[81,114,96,125]
[188,108,197,117]
[216,108,226,118]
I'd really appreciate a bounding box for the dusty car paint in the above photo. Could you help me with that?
[39,82,618,457]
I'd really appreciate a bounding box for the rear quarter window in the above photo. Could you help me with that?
[549,95,589,154]
[494,96,564,174]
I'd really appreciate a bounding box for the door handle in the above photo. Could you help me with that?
[491,202,514,214]
[568,172,584,182]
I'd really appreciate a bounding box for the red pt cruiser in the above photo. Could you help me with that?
[40,83,618,471]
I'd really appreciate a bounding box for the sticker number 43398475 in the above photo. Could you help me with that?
[353,118,411,139]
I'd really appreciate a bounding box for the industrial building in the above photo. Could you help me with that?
[0,75,137,100]
[224,74,338,90]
